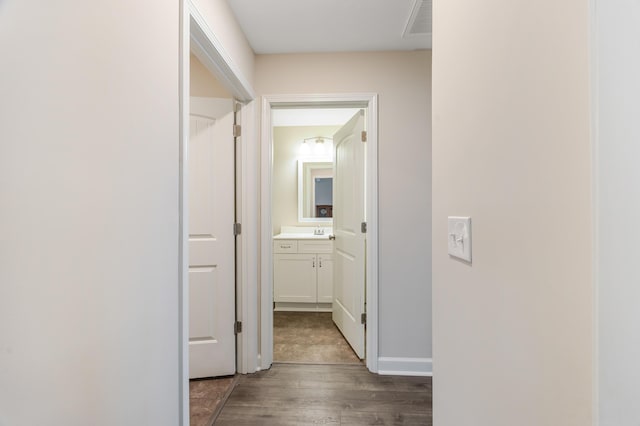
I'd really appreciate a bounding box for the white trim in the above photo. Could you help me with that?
[178,1,189,424]
[366,94,379,373]
[259,98,274,370]
[260,93,379,373]
[237,100,259,374]
[377,357,433,377]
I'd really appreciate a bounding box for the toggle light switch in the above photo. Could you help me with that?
[448,216,472,262]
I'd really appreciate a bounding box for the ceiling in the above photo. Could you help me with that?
[226,0,432,54]
[272,108,361,127]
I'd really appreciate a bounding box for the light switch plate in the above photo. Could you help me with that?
[448,216,472,262]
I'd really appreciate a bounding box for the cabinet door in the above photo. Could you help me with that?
[317,253,334,304]
[274,254,317,303]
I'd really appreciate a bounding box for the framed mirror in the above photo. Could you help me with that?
[298,160,333,222]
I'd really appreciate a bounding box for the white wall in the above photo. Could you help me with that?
[0,1,180,424]
[595,1,640,424]
[432,1,592,425]
[191,54,232,98]
[256,51,432,365]
[272,125,340,234]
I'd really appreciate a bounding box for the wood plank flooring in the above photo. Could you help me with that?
[191,312,366,425]
[214,363,432,425]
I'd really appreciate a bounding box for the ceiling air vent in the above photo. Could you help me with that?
[403,0,432,37]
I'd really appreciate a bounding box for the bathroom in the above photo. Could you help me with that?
[271,107,364,364]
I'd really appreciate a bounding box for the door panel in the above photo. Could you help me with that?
[188,97,235,378]
[332,110,366,359]
[189,267,218,339]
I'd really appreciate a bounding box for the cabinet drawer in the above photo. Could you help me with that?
[273,240,298,253]
[298,240,333,254]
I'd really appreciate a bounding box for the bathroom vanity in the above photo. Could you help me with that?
[273,227,333,312]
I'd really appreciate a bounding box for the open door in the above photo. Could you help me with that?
[188,97,236,378]
[332,110,366,359]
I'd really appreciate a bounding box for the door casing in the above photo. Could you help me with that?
[260,94,379,373]
[179,1,257,424]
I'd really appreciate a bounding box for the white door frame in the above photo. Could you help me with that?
[179,1,256,424]
[260,93,379,373]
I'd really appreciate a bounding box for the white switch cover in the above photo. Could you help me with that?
[448,216,472,262]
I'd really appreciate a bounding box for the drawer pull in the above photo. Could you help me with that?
[280,245,291,249]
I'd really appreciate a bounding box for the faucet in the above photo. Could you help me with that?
[314,226,324,235]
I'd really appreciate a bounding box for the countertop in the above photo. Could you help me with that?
[273,226,333,240]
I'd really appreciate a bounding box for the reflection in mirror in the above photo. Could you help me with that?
[298,160,333,222]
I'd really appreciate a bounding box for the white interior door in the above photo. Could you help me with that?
[332,110,366,359]
[188,97,235,378]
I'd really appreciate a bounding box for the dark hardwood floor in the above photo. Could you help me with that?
[214,363,432,425]
[194,314,431,425]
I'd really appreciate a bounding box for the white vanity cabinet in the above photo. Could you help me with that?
[273,238,333,311]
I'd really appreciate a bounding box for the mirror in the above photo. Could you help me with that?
[298,160,333,222]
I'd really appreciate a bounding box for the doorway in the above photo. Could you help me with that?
[260,94,380,373]
[270,108,362,364]
[180,4,257,424]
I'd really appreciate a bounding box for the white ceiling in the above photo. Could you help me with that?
[272,108,361,127]
[226,0,432,54]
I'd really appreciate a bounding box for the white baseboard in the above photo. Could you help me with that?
[377,357,433,376]
[274,302,332,312]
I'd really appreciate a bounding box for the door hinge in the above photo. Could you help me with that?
[234,102,242,113]
[233,222,242,236]
[234,321,242,334]
[361,222,367,233]
[233,124,242,138]
[361,130,367,142]
[361,313,367,325]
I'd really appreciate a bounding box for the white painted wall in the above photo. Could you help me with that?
[191,54,232,98]
[256,51,432,363]
[272,125,340,234]
[432,1,592,425]
[0,1,180,424]
[594,1,640,424]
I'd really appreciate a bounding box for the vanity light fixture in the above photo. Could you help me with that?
[300,136,333,158]
[299,139,311,156]
[314,138,326,156]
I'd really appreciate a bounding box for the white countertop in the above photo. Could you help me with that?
[273,226,333,240]
[273,233,331,240]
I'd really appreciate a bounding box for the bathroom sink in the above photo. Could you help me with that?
[273,226,333,240]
